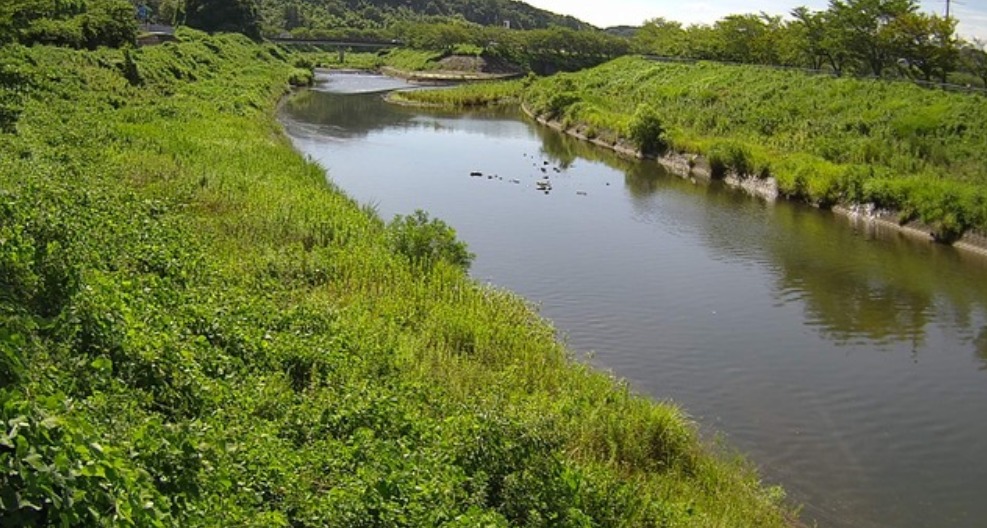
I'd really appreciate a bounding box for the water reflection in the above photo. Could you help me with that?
[281,89,418,139]
[525,115,987,350]
[533,124,675,197]
[977,327,987,369]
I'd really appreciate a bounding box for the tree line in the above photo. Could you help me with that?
[127,0,592,37]
[0,0,627,74]
[631,0,987,87]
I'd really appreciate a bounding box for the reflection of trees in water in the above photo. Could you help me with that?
[672,170,987,353]
[531,115,987,358]
[281,90,417,139]
[284,89,523,140]
[762,205,987,348]
[531,123,675,196]
[977,327,987,370]
[531,123,582,170]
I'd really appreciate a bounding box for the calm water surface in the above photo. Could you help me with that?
[280,72,987,528]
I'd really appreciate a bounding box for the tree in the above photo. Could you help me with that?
[885,12,957,82]
[283,4,303,30]
[682,24,720,60]
[628,104,667,156]
[959,39,987,87]
[184,0,262,40]
[632,18,687,56]
[0,0,134,48]
[789,6,829,70]
[712,13,783,64]
[80,0,135,48]
[827,0,918,76]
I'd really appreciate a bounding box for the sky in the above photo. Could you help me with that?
[522,0,987,41]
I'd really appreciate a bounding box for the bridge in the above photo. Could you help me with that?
[268,38,402,51]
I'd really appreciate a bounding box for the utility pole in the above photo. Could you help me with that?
[945,0,966,19]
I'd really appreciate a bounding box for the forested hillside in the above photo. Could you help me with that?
[125,0,591,36]
[258,0,592,33]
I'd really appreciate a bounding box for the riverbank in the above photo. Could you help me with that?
[517,103,987,257]
[397,58,987,256]
[521,56,987,246]
[0,31,794,525]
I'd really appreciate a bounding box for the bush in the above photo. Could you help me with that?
[627,103,667,155]
[287,67,313,87]
[544,92,581,119]
[708,141,753,178]
[387,210,474,271]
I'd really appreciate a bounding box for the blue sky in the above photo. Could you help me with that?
[523,0,987,41]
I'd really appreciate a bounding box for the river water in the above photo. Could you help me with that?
[279,72,987,528]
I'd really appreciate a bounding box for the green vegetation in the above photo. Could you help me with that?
[0,0,136,48]
[521,56,987,240]
[389,78,525,107]
[378,47,445,71]
[255,0,592,35]
[284,21,630,75]
[185,0,262,40]
[386,210,475,270]
[133,0,593,36]
[632,0,986,88]
[128,0,628,74]
[286,47,439,73]
[1,29,792,527]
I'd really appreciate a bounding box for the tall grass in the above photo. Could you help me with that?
[389,79,524,107]
[0,31,792,526]
[522,57,987,240]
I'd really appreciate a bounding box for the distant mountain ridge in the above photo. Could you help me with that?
[258,0,595,34]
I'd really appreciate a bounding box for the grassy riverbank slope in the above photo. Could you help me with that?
[527,57,987,241]
[407,56,987,242]
[0,31,790,526]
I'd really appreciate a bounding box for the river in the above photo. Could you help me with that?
[279,72,987,528]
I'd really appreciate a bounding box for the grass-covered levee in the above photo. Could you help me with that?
[523,57,987,243]
[0,30,793,526]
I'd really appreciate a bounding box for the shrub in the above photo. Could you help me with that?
[544,91,581,119]
[708,141,753,178]
[387,210,474,271]
[287,67,313,87]
[627,103,667,156]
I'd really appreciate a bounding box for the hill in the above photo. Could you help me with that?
[257,0,594,35]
